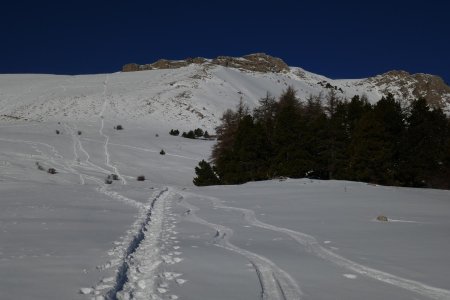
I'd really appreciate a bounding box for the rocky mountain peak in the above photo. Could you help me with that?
[365,70,450,108]
[122,53,290,73]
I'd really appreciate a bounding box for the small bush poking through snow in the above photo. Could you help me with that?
[376,215,388,222]
[35,162,45,171]
[182,131,196,139]
[160,149,166,155]
[77,131,82,135]
[137,175,146,181]
[169,129,180,136]
[114,125,123,130]
[47,168,57,174]
[55,130,60,135]
[111,174,119,180]
[194,128,204,137]
[105,174,115,184]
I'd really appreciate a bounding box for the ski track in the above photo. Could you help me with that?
[185,191,450,300]
[106,187,170,300]
[99,74,127,184]
[177,192,303,300]
[0,136,86,185]
[63,123,86,185]
[81,137,201,161]
[64,122,117,177]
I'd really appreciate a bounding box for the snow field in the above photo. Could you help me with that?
[1,64,450,299]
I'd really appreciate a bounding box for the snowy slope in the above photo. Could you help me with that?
[1,62,450,300]
[2,62,449,133]
[1,120,450,300]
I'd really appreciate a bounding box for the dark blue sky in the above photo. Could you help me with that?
[1,0,449,82]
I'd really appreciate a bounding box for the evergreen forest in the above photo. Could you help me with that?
[194,87,450,189]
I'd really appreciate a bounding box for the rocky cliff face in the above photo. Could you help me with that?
[122,53,289,73]
[363,71,450,108]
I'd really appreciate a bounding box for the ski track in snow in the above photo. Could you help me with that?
[177,192,303,300]
[81,137,202,161]
[184,191,450,300]
[0,136,86,185]
[99,74,127,184]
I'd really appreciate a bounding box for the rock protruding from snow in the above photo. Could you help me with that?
[363,70,450,109]
[212,53,289,73]
[122,53,289,73]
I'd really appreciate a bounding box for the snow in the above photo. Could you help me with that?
[2,64,448,129]
[1,68,450,299]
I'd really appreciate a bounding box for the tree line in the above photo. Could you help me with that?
[194,87,450,189]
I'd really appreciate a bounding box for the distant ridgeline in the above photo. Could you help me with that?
[122,53,290,73]
[123,53,450,110]
[193,88,450,189]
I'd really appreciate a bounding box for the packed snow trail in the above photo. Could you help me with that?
[106,188,170,300]
[177,192,303,300]
[187,192,450,300]
[99,74,127,184]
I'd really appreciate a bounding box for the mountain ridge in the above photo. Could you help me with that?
[0,54,449,128]
[122,53,450,109]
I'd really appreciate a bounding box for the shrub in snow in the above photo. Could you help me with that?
[376,215,388,222]
[169,129,180,136]
[47,168,57,174]
[156,133,159,137]
[56,130,60,135]
[115,125,123,130]
[160,149,166,155]
[194,128,204,137]
[35,162,45,171]
[183,130,196,139]
[77,131,82,135]
[105,178,113,184]
[137,175,146,181]
[111,174,119,180]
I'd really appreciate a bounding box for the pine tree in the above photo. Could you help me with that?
[194,128,204,137]
[325,99,350,179]
[212,100,249,163]
[193,160,221,186]
[271,87,310,178]
[401,98,449,187]
[348,111,393,184]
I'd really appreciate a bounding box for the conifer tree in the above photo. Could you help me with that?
[272,87,309,177]
[401,98,449,187]
[193,160,221,186]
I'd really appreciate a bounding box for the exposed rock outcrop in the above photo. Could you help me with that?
[122,63,140,72]
[364,70,450,108]
[122,53,290,73]
[211,53,289,73]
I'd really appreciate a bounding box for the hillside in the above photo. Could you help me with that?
[1,55,450,300]
[1,54,449,132]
